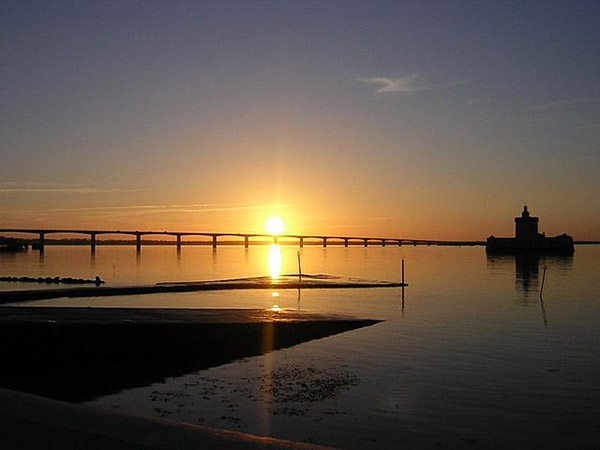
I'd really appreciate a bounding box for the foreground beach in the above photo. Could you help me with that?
[0,306,379,448]
[0,388,332,450]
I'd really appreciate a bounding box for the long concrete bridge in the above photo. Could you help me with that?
[0,228,484,251]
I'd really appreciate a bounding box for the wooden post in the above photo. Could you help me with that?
[299,237,304,248]
[402,259,405,285]
[297,251,302,282]
[401,258,405,313]
[540,265,548,298]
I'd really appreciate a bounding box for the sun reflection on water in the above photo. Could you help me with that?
[269,244,282,280]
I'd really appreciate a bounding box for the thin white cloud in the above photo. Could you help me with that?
[0,181,120,194]
[49,203,292,214]
[0,181,78,188]
[3,204,293,221]
[465,97,494,106]
[357,75,464,95]
[531,98,598,111]
[356,75,420,94]
[0,187,119,194]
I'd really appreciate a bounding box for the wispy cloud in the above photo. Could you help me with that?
[0,187,119,194]
[356,75,420,94]
[49,203,292,214]
[465,97,494,107]
[1,203,293,228]
[0,181,119,194]
[1,181,75,188]
[531,98,598,111]
[8,203,293,220]
[356,74,464,95]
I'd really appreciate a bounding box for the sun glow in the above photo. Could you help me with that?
[269,244,282,280]
[266,217,285,235]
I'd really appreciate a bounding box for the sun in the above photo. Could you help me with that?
[266,216,285,235]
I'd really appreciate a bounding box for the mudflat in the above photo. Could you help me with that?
[0,306,381,402]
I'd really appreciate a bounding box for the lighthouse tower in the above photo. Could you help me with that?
[514,205,539,240]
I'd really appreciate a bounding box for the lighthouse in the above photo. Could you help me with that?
[515,205,539,240]
[486,206,574,254]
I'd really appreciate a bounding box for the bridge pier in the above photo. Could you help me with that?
[176,235,182,250]
[244,236,249,248]
[363,239,368,247]
[90,233,96,251]
[212,235,217,248]
[135,233,142,251]
[38,232,45,250]
[344,238,349,247]
[299,237,303,248]
[398,241,402,247]
[382,240,386,247]
[322,238,327,248]
[273,236,278,245]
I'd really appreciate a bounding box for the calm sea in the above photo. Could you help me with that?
[1,245,599,449]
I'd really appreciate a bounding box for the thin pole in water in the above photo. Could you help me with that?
[540,264,548,299]
[402,259,405,285]
[401,258,405,314]
[297,250,302,282]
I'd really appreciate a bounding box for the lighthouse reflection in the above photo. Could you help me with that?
[515,252,541,295]
[486,252,573,298]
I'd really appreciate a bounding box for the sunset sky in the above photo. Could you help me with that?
[2,1,599,240]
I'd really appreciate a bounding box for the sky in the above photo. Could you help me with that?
[2,1,599,240]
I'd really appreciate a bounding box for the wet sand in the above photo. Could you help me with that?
[0,307,381,402]
[0,274,405,304]
[0,388,333,449]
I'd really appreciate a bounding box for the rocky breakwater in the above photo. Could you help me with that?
[0,275,105,285]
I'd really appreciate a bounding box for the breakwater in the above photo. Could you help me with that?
[0,275,104,285]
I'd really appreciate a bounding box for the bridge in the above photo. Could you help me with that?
[0,228,484,251]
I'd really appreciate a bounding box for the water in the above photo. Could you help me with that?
[1,245,599,448]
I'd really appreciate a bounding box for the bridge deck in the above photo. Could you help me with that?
[0,228,484,248]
